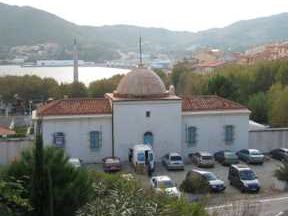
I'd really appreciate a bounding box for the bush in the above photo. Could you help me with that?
[77,171,208,216]
[275,161,288,182]
[0,177,32,216]
[180,175,209,194]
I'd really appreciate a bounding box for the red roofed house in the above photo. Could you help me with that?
[0,126,16,137]
[33,67,250,163]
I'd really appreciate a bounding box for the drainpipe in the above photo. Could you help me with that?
[112,102,115,157]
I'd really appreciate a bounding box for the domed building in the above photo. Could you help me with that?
[34,67,250,163]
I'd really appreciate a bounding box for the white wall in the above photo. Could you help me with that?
[182,111,250,159]
[42,116,112,163]
[113,100,182,161]
[249,128,288,153]
[0,138,32,165]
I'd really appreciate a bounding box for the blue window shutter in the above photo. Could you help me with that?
[225,125,234,144]
[90,131,102,151]
[187,126,197,146]
[53,132,65,148]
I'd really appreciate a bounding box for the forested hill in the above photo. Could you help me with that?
[1,2,288,60]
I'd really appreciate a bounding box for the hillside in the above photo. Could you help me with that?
[194,13,288,50]
[0,2,288,61]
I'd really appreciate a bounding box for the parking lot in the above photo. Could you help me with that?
[86,157,286,204]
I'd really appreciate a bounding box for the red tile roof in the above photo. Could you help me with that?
[0,126,16,136]
[37,96,247,117]
[181,95,248,112]
[37,98,112,116]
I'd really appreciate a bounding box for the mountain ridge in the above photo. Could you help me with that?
[0,2,288,61]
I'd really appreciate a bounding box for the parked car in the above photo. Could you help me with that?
[102,156,121,172]
[228,164,260,193]
[214,150,239,166]
[270,148,288,161]
[185,169,225,192]
[68,158,82,168]
[162,153,184,170]
[237,149,264,164]
[150,175,181,198]
[189,152,214,167]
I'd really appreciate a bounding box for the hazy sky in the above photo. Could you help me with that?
[1,0,288,32]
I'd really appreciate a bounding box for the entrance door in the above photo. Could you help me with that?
[144,132,153,145]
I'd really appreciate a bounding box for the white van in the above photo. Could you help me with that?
[130,144,155,171]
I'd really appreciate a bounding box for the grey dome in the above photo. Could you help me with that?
[115,67,168,98]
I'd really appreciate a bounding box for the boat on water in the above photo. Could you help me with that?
[22,60,96,67]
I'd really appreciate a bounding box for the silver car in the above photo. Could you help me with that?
[162,153,184,170]
[189,151,215,168]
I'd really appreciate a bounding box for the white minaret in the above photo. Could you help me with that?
[73,38,79,83]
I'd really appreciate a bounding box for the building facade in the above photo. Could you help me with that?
[34,67,250,163]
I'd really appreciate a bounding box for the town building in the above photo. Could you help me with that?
[33,67,250,163]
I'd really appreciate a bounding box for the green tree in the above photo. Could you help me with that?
[89,74,123,97]
[276,64,288,85]
[248,92,268,124]
[171,61,191,90]
[59,82,88,98]
[7,146,93,216]
[268,84,288,127]
[252,63,276,93]
[207,74,237,99]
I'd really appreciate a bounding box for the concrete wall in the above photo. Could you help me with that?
[113,100,182,161]
[0,138,33,165]
[42,116,112,163]
[249,128,288,153]
[182,111,250,158]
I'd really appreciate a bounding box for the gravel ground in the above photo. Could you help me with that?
[85,157,286,205]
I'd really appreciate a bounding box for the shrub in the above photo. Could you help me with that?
[275,161,288,182]
[77,171,208,216]
[6,146,93,216]
[180,175,209,194]
[0,177,32,216]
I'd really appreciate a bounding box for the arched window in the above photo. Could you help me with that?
[143,132,153,145]
[90,131,102,151]
[186,126,197,146]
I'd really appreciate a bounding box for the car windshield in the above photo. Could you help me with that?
[250,150,261,155]
[170,156,182,161]
[203,173,217,181]
[137,153,145,161]
[225,152,237,158]
[239,170,256,180]
[105,158,120,164]
[202,156,212,160]
[158,180,174,188]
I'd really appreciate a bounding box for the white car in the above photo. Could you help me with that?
[150,176,181,198]
[68,158,82,168]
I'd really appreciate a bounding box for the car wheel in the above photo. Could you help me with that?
[240,186,246,193]
[230,181,233,186]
